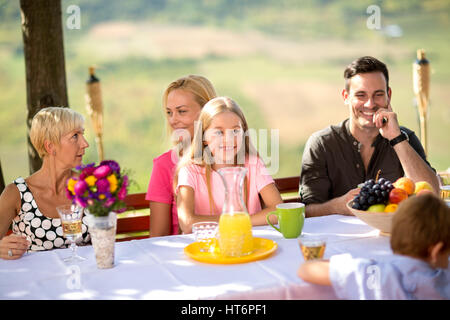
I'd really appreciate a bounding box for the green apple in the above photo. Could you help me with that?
[367,204,386,212]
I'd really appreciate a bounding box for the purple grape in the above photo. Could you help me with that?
[360,196,367,205]
[352,202,361,210]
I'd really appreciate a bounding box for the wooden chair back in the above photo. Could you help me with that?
[117,193,150,242]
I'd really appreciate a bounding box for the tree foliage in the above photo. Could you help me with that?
[1,0,448,38]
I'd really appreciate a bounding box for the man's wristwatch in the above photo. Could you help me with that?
[389,130,409,147]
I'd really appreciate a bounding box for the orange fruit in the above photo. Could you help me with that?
[393,177,415,195]
[384,203,398,212]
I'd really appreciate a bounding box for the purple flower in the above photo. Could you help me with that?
[65,189,74,200]
[75,196,88,208]
[117,184,127,201]
[100,160,120,174]
[96,178,110,193]
[79,166,95,180]
[122,175,129,188]
[104,197,115,208]
[74,180,88,196]
[93,165,111,179]
[93,191,112,201]
[76,163,95,171]
[116,207,126,213]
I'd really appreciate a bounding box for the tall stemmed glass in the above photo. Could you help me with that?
[56,204,86,263]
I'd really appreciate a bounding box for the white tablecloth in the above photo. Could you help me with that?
[0,215,393,300]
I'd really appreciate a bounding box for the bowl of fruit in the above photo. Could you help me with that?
[347,176,434,235]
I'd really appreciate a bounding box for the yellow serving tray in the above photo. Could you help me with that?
[184,237,278,264]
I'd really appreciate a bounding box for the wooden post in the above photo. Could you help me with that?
[86,67,105,161]
[20,0,69,174]
[413,49,430,156]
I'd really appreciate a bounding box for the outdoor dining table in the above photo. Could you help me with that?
[0,214,393,300]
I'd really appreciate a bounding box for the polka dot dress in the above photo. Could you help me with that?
[12,177,90,252]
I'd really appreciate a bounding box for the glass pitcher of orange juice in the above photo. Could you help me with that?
[217,167,254,257]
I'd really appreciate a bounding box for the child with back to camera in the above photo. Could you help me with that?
[297,193,450,299]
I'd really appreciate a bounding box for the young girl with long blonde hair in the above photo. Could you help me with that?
[175,96,282,233]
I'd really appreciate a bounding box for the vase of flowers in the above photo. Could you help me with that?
[66,160,129,269]
[86,211,117,269]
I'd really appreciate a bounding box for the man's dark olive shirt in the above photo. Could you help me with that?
[299,118,434,205]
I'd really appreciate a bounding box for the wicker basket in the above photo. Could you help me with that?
[346,201,396,235]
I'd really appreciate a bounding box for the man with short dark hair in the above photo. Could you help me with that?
[299,56,439,217]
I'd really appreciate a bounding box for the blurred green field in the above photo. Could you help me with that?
[1,1,449,193]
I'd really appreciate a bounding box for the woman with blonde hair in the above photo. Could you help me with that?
[0,107,90,259]
[146,75,217,236]
[175,96,282,233]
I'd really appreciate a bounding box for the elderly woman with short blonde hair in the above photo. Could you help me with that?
[0,107,90,259]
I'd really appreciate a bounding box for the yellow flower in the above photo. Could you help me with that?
[67,178,77,195]
[107,174,118,193]
[99,194,106,200]
[85,175,97,187]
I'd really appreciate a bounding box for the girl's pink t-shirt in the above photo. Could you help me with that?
[146,149,179,235]
[176,155,275,215]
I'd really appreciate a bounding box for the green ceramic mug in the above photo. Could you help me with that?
[266,202,305,239]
